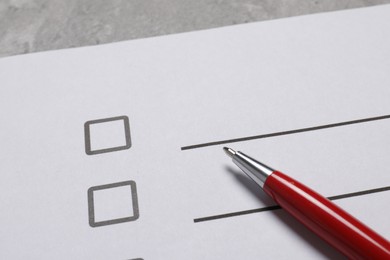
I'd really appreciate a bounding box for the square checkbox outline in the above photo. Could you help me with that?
[88,180,139,227]
[84,115,131,155]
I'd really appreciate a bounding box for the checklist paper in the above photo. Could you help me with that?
[1,5,390,260]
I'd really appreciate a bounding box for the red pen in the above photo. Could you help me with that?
[223,147,390,259]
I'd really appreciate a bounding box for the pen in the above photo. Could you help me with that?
[223,147,390,259]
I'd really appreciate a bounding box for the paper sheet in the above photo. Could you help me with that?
[1,5,390,259]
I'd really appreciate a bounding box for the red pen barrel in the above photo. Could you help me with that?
[263,171,390,260]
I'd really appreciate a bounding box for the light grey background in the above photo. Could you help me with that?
[1,0,390,57]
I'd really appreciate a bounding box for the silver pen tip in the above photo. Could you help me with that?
[223,147,236,158]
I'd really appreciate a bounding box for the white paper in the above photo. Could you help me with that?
[1,5,390,260]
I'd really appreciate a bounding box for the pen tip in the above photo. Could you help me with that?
[223,147,236,158]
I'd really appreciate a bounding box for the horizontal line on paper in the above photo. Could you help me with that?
[193,185,390,223]
[181,114,390,151]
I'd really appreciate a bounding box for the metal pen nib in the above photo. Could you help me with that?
[223,147,274,188]
[223,147,236,158]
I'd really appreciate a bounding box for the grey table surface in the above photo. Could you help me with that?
[1,0,390,58]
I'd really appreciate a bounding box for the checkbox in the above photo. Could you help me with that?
[84,116,131,155]
[88,181,139,227]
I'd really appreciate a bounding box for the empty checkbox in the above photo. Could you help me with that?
[88,180,139,227]
[84,116,131,155]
